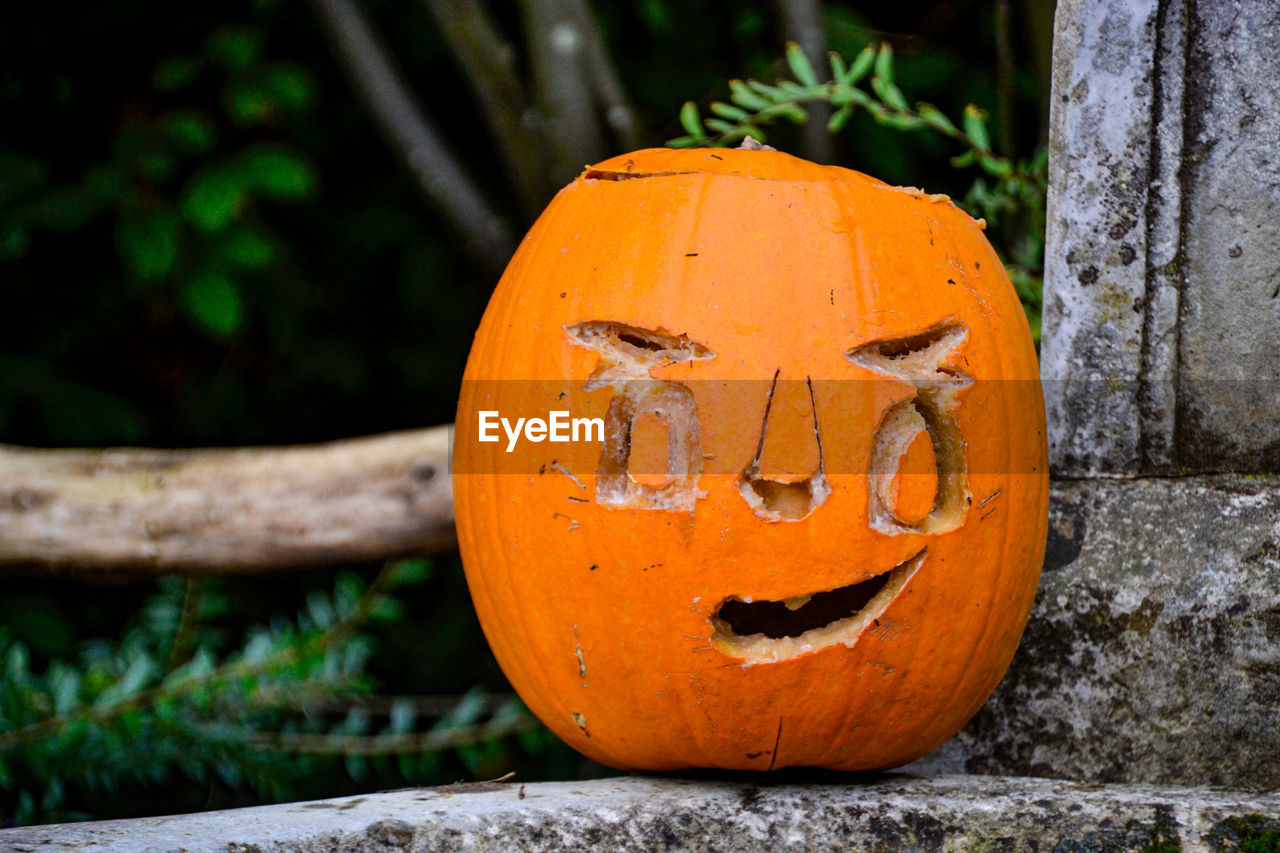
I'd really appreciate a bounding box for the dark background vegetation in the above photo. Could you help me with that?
[1,0,1053,825]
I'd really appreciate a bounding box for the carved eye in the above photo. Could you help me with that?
[870,400,939,527]
[566,321,714,511]
[847,323,971,535]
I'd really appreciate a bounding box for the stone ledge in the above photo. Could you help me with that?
[5,775,1279,852]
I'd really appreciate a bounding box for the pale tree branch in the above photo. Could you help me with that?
[0,427,455,576]
[420,0,552,215]
[518,0,607,185]
[994,0,1017,157]
[309,0,516,277]
[561,0,642,151]
[777,0,834,163]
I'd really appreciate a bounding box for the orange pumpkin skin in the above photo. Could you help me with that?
[454,148,1047,772]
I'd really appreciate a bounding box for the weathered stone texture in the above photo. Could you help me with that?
[911,476,1280,787]
[1175,0,1280,470]
[5,775,1279,852]
[1043,0,1280,475]
[1043,0,1166,476]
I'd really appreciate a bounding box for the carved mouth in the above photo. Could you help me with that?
[710,549,927,663]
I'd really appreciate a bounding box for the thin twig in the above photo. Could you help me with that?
[309,0,516,277]
[420,0,550,216]
[561,0,641,151]
[165,578,205,674]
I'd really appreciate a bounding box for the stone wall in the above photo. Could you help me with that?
[906,0,1280,790]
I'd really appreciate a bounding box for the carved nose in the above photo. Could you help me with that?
[738,371,830,521]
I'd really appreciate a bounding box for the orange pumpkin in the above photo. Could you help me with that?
[454,147,1047,771]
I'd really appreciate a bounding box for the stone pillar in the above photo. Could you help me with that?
[1043,0,1280,476]
[911,0,1280,786]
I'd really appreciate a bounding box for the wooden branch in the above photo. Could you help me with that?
[0,427,455,577]
[518,0,607,185]
[562,0,642,151]
[776,0,834,163]
[309,0,516,277]
[421,0,551,216]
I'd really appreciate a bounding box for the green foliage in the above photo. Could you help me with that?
[669,42,1047,340]
[1,20,318,348]
[0,561,539,825]
[1211,815,1280,853]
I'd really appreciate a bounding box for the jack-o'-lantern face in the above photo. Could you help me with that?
[455,148,1047,772]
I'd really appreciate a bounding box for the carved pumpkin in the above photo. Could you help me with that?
[454,147,1047,771]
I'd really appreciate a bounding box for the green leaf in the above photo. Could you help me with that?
[387,558,432,587]
[827,104,855,133]
[740,125,767,144]
[759,103,808,123]
[243,147,315,200]
[0,227,29,260]
[785,42,818,87]
[116,208,179,279]
[828,52,847,83]
[709,101,750,122]
[48,664,82,716]
[875,112,925,132]
[307,591,336,629]
[977,152,1013,178]
[917,103,958,135]
[747,80,785,100]
[871,77,910,112]
[152,56,201,92]
[389,698,416,735]
[161,111,218,155]
[843,45,876,86]
[679,102,703,138]
[728,79,770,111]
[775,80,808,98]
[222,83,274,126]
[951,149,978,168]
[220,227,275,268]
[206,25,263,72]
[704,117,737,134]
[183,167,247,232]
[963,105,990,150]
[181,270,244,337]
[261,64,316,112]
[874,43,894,86]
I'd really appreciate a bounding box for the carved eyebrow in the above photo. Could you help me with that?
[845,322,967,379]
[565,320,714,364]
